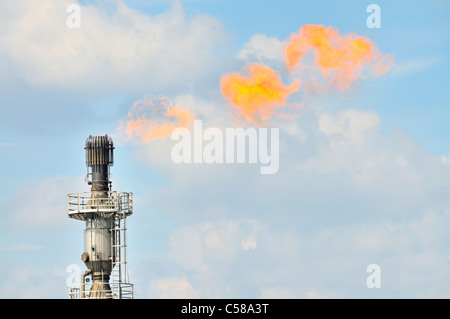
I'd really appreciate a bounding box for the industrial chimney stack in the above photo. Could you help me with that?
[67,135,133,299]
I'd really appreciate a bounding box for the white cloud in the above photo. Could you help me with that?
[237,34,284,63]
[391,57,440,77]
[241,236,257,251]
[0,261,68,298]
[260,287,295,298]
[133,105,450,297]
[0,0,227,92]
[305,290,338,299]
[441,154,450,166]
[318,109,380,142]
[172,94,231,128]
[133,105,450,227]
[298,109,450,209]
[5,176,87,229]
[168,220,260,272]
[148,276,198,299]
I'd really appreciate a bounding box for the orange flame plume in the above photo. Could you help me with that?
[220,63,300,125]
[284,24,393,89]
[117,96,195,143]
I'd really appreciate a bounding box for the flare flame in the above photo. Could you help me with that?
[220,63,300,125]
[284,24,393,89]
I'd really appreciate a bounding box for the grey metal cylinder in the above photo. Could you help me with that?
[83,217,113,275]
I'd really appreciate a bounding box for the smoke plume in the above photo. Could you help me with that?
[117,96,195,144]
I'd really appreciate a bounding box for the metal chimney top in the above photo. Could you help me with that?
[85,135,114,167]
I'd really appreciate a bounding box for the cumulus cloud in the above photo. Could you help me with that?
[260,287,296,299]
[304,210,450,297]
[4,176,87,229]
[168,220,260,272]
[133,104,450,297]
[305,290,338,299]
[0,260,68,298]
[148,276,198,299]
[0,0,227,92]
[161,209,450,298]
[237,34,284,63]
[318,109,380,142]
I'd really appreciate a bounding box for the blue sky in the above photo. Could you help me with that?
[0,0,449,298]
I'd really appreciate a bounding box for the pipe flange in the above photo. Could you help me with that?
[81,252,89,262]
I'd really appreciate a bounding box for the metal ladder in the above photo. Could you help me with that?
[110,212,129,298]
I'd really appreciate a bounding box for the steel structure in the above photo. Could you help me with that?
[67,135,133,299]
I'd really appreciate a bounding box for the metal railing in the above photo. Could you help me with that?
[68,282,134,299]
[67,191,133,220]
